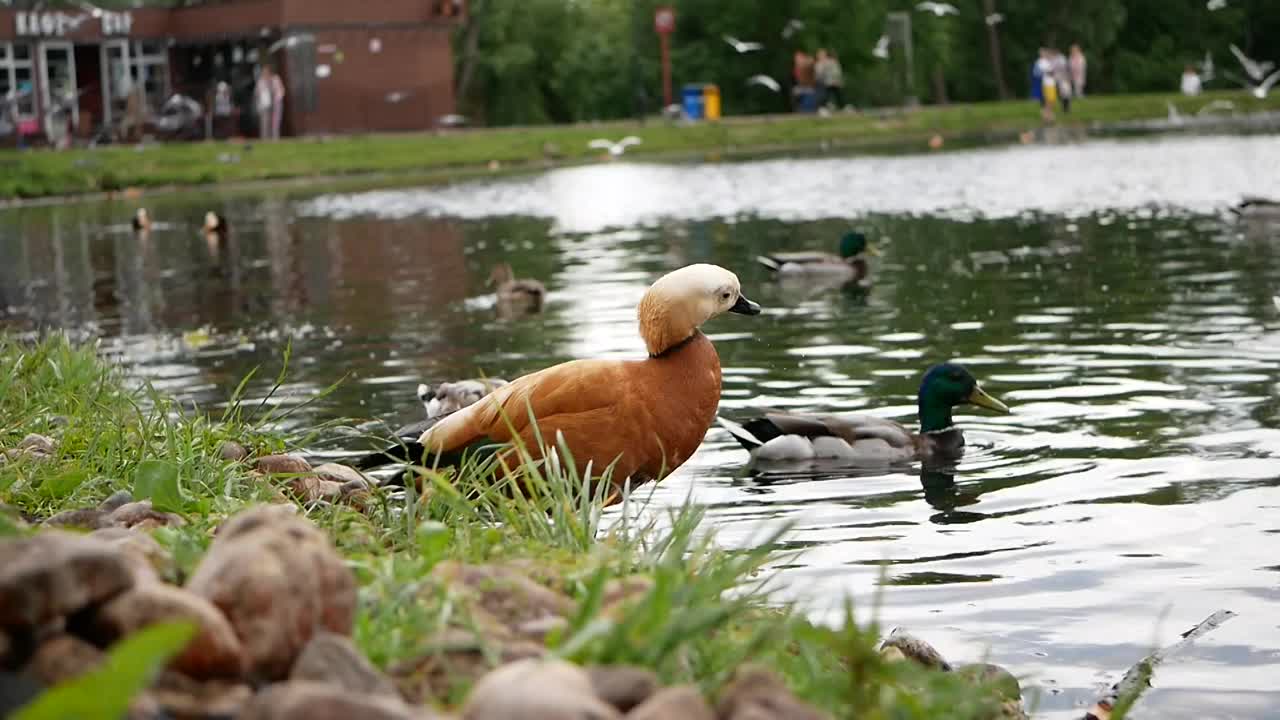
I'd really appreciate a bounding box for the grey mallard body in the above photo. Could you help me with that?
[718,363,1009,465]
[756,231,876,284]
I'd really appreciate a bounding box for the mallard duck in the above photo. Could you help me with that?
[131,208,152,232]
[354,263,762,498]
[718,363,1009,464]
[417,378,509,419]
[756,231,878,283]
[489,263,547,316]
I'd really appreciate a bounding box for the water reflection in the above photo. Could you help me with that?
[4,138,1280,717]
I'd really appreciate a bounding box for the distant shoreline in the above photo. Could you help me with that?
[1,91,1277,205]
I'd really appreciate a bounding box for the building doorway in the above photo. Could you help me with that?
[73,44,101,137]
[38,41,76,144]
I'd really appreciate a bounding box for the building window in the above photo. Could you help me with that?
[131,41,170,111]
[0,42,38,120]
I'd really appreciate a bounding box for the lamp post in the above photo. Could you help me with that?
[654,6,674,108]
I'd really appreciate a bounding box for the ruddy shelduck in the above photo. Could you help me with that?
[355,263,761,496]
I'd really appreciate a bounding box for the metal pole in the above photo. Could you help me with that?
[660,33,671,108]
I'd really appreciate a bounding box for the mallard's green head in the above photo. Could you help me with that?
[917,362,1009,433]
[839,231,876,259]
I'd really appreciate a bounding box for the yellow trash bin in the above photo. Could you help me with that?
[703,84,721,120]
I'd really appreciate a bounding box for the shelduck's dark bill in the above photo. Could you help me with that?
[730,294,762,315]
[966,384,1010,414]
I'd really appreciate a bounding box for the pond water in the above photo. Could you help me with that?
[4,134,1280,718]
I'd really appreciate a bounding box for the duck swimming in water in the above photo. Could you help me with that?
[131,208,152,233]
[718,363,1009,465]
[417,377,509,419]
[353,263,762,498]
[756,231,878,284]
[490,263,547,317]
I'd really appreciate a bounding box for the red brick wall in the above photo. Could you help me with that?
[289,25,454,135]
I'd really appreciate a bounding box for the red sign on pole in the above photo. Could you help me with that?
[654,6,675,34]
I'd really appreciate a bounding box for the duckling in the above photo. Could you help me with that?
[417,377,509,419]
[718,363,1009,465]
[354,263,762,499]
[756,231,878,284]
[131,207,152,232]
[489,262,547,316]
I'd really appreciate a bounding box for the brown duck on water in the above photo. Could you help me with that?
[353,264,762,500]
[489,262,547,316]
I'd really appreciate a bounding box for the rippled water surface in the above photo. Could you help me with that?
[5,134,1280,718]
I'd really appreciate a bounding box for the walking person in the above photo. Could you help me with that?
[255,64,285,140]
[1069,44,1087,98]
[1032,48,1055,123]
[815,49,845,111]
[792,50,816,113]
[1052,49,1073,114]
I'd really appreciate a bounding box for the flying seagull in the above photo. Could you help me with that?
[588,136,643,157]
[916,2,959,16]
[1229,43,1275,82]
[723,35,763,53]
[781,19,805,39]
[746,74,782,93]
[1207,0,1228,10]
[267,33,314,54]
[985,12,1004,25]
[1199,51,1216,83]
[1197,99,1235,115]
[437,113,468,128]
[872,35,890,60]
[1251,68,1280,98]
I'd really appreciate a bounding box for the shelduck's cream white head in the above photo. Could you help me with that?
[637,263,761,356]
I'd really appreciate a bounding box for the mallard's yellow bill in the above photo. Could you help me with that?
[967,385,1010,414]
[866,243,881,257]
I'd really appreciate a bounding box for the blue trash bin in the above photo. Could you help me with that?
[682,84,706,120]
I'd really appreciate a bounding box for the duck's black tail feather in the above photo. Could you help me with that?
[716,416,786,451]
[353,440,426,471]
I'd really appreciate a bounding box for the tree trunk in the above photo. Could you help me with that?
[983,0,1010,99]
[931,65,949,105]
[455,0,485,110]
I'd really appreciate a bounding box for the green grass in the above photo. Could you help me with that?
[0,334,1025,717]
[0,90,1275,201]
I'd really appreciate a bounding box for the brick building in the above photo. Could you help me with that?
[0,0,464,141]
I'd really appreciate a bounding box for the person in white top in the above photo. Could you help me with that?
[1181,65,1203,96]
[255,65,286,140]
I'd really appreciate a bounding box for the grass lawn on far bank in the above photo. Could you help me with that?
[0,90,1276,202]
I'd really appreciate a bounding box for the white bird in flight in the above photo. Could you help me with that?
[916,2,959,17]
[588,136,642,157]
[1199,51,1215,83]
[1229,44,1275,82]
[985,12,1004,26]
[781,19,805,39]
[872,35,890,60]
[1207,0,1228,10]
[1251,69,1280,98]
[723,35,763,53]
[1197,99,1235,115]
[746,74,782,93]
